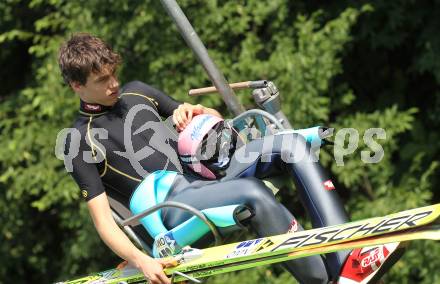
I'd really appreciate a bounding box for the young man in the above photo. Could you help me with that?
[59,33,401,284]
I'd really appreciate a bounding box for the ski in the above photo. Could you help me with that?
[173,225,440,282]
[59,204,440,284]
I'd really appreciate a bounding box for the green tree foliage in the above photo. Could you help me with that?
[0,1,438,283]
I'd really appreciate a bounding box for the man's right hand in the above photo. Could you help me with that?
[135,254,173,284]
[87,194,177,284]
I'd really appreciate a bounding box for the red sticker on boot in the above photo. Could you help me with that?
[323,180,335,191]
[287,219,298,233]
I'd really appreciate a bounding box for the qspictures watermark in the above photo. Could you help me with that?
[333,127,386,166]
[54,104,387,173]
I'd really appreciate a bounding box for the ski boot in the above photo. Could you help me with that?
[338,242,407,283]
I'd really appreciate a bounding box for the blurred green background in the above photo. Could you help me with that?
[1,0,439,283]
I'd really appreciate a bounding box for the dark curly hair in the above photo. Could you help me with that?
[58,33,121,85]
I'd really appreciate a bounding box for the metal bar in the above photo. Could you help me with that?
[171,271,202,283]
[121,201,223,246]
[231,109,285,131]
[189,80,270,96]
[189,81,252,96]
[160,0,245,116]
[112,211,152,255]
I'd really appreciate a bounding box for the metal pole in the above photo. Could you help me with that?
[160,0,245,116]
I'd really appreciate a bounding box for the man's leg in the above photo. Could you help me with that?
[162,177,330,284]
[224,133,350,278]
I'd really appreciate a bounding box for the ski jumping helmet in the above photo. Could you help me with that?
[178,114,237,179]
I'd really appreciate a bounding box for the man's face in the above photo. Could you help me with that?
[72,65,120,106]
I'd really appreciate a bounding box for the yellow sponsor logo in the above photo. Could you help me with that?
[82,190,88,198]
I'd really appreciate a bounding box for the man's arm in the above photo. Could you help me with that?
[119,81,182,118]
[87,193,173,284]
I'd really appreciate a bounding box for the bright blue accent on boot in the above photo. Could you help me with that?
[203,205,240,227]
[130,171,241,253]
[277,126,323,145]
[129,170,177,237]
[171,205,240,247]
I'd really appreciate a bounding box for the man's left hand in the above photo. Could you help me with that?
[173,103,222,132]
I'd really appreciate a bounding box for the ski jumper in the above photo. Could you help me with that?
[65,80,347,283]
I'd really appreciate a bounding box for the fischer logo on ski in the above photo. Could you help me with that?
[271,210,433,252]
